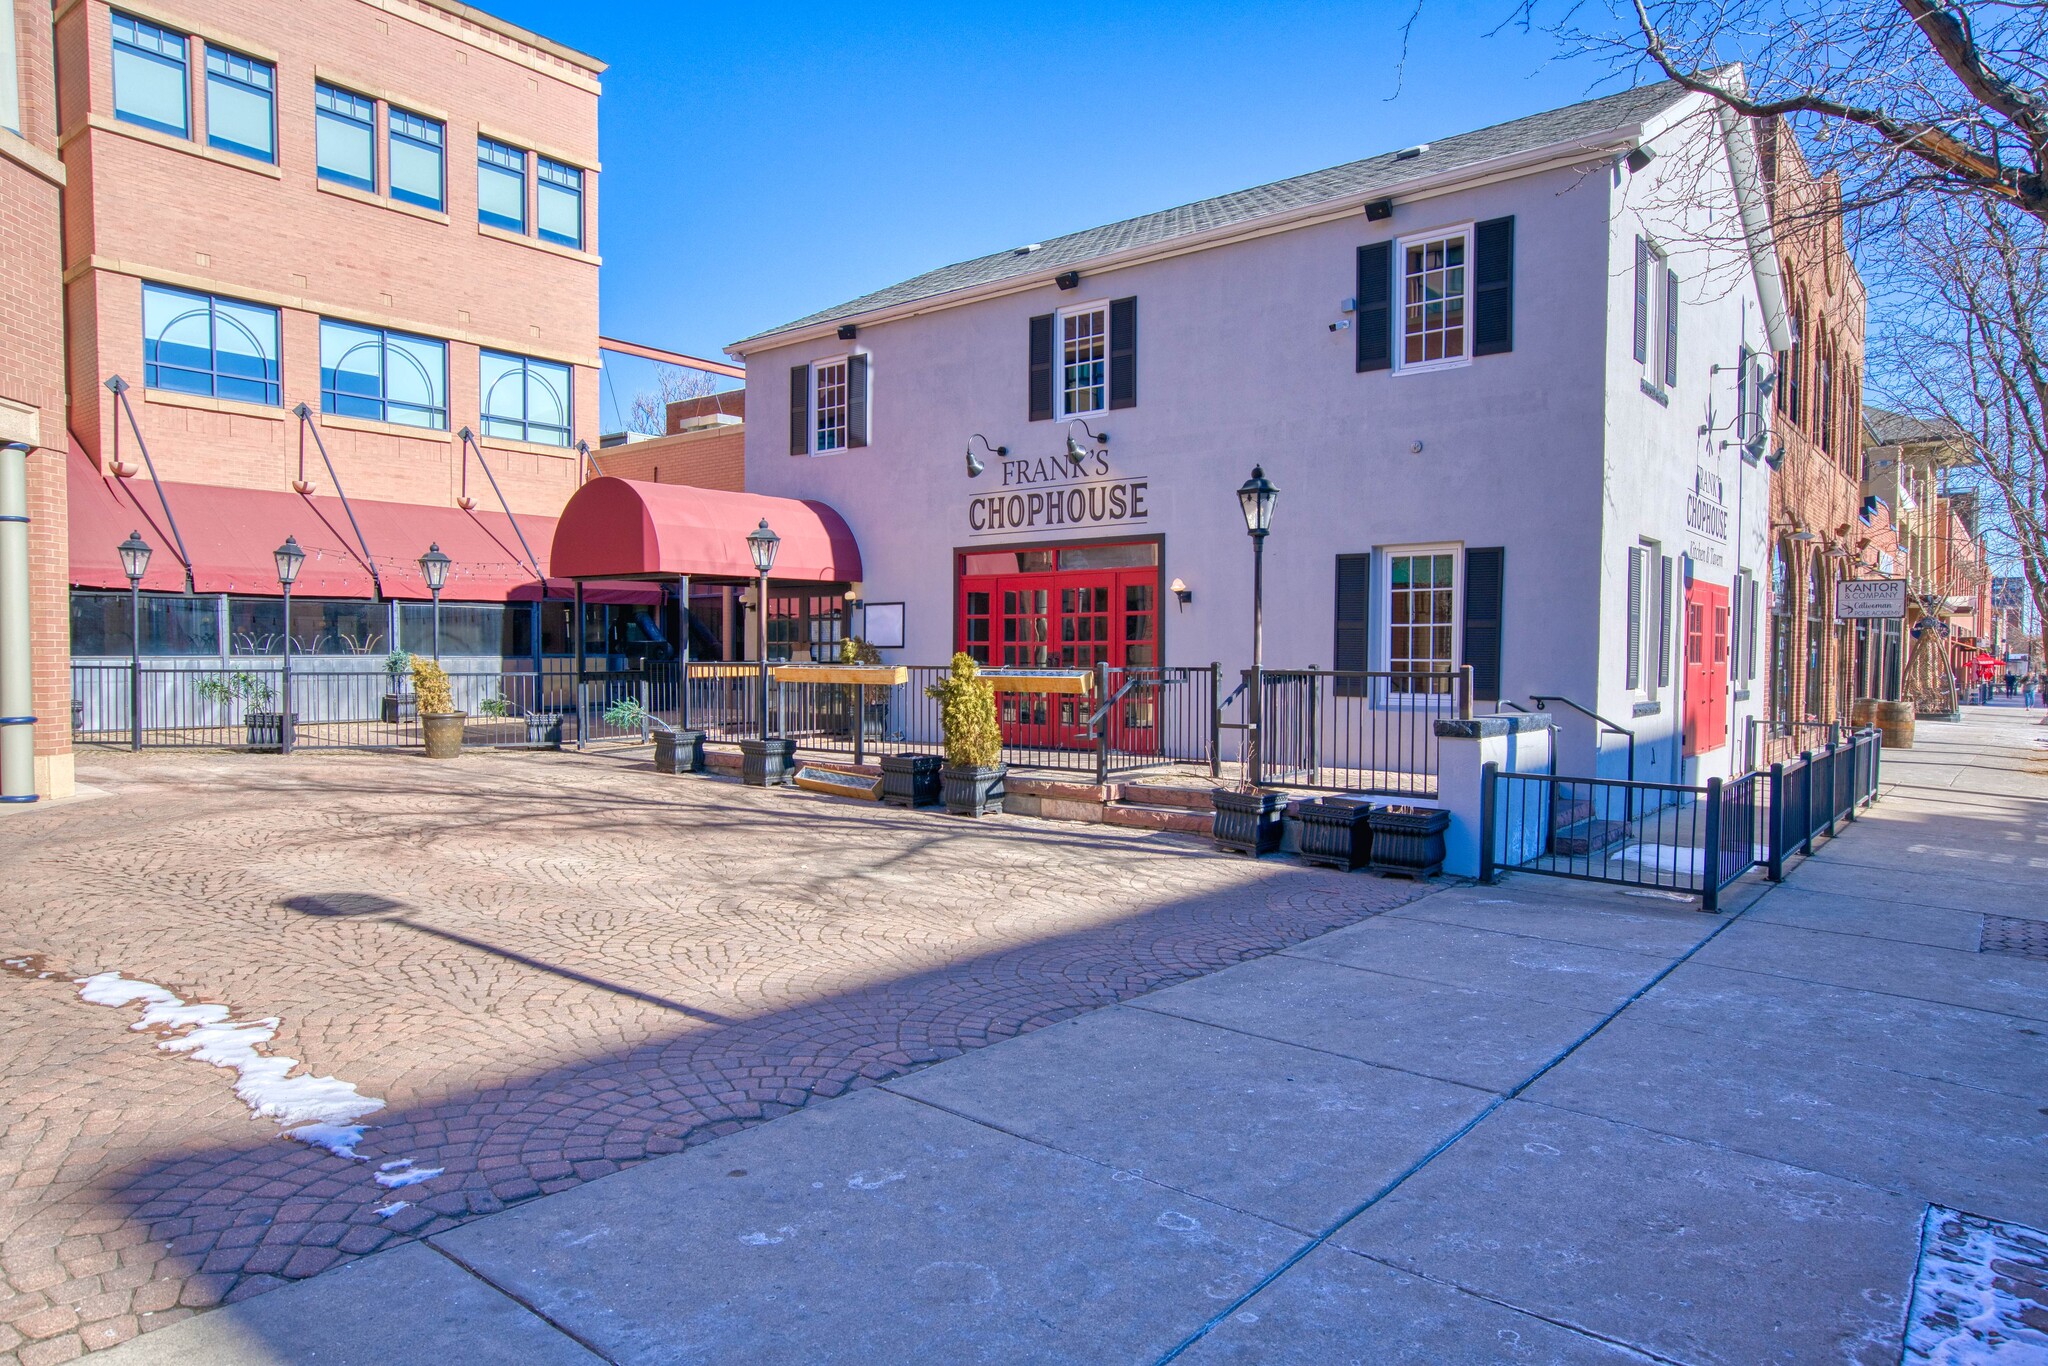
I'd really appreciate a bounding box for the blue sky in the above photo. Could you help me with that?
[479,1,1624,429]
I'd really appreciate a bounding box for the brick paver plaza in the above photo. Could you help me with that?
[0,749,1427,1361]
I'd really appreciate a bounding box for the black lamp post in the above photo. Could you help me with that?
[747,518,780,737]
[418,543,452,658]
[118,530,151,752]
[1236,466,1278,787]
[274,535,304,754]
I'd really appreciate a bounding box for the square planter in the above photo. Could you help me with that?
[243,711,298,752]
[526,713,566,750]
[1212,788,1287,857]
[381,692,417,725]
[1295,798,1374,871]
[940,764,1006,817]
[880,753,942,807]
[420,711,467,759]
[654,728,704,773]
[1368,805,1449,878]
[741,737,797,787]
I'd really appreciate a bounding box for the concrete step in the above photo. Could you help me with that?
[1102,803,1213,836]
[1551,818,1630,857]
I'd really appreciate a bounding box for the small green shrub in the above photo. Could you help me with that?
[195,671,276,711]
[411,658,455,715]
[838,636,882,665]
[602,696,672,734]
[383,650,412,680]
[479,695,511,719]
[925,653,1002,770]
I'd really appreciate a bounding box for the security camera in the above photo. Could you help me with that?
[1328,320,1351,332]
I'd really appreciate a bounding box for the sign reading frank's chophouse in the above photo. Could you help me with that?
[968,454,1150,536]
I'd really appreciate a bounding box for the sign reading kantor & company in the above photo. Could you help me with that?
[1836,578,1908,619]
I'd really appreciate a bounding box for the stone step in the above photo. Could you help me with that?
[1102,803,1212,835]
[1115,782,1216,811]
[1551,818,1630,856]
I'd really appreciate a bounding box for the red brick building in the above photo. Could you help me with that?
[594,391,745,490]
[2,0,73,800]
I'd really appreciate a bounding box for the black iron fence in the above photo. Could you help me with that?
[1225,667,1469,799]
[1482,727,1882,909]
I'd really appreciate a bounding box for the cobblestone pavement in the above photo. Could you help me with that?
[0,748,1427,1362]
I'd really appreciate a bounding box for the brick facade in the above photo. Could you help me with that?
[592,425,746,491]
[58,0,604,516]
[3,0,74,798]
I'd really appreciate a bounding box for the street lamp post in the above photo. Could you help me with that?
[418,543,452,659]
[274,536,304,755]
[117,530,151,752]
[747,518,781,738]
[1236,466,1278,788]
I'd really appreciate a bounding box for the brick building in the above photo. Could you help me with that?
[592,390,745,490]
[2,0,72,800]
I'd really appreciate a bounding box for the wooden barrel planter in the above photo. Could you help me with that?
[1849,698,1878,731]
[1876,700,1915,749]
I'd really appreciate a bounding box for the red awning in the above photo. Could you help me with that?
[549,478,862,583]
[67,438,563,601]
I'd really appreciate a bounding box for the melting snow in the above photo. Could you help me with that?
[73,971,443,1199]
[1904,1205,2048,1364]
[374,1201,411,1218]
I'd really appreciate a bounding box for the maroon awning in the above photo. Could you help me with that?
[549,478,862,583]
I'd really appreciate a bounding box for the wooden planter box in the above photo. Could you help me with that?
[1368,806,1449,878]
[880,753,942,807]
[653,729,703,773]
[421,711,466,759]
[770,664,910,687]
[741,737,797,787]
[1295,799,1374,871]
[941,764,1006,817]
[1212,788,1287,857]
[978,669,1093,695]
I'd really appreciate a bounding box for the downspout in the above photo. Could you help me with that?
[0,442,37,802]
[291,405,384,599]
[105,377,195,593]
[456,428,544,581]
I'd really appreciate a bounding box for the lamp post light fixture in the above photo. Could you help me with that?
[118,530,151,752]
[1236,465,1278,787]
[274,535,304,755]
[418,543,452,659]
[746,518,780,738]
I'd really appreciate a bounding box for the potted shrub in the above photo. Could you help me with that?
[1295,797,1373,870]
[603,697,703,773]
[926,653,1005,816]
[380,651,415,725]
[1367,804,1450,878]
[196,671,290,750]
[413,657,466,759]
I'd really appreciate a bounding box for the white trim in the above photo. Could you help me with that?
[1391,222,1474,374]
[1380,542,1462,697]
[1054,300,1110,419]
[810,353,851,456]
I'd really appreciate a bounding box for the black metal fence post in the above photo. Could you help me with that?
[1209,662,1222,779]
[1479,761,1498,885]
[1093,660,1112,786]
[1799,750,1815,855]
[1766,762,1786,881]
[1702,775,1724,912]
[1823,742,1840,839]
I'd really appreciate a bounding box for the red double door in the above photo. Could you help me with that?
[1683,577,1730,756]
[958,559,1160,751]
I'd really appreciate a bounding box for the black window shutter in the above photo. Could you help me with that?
[1333,554,1372,697]
[788,364,809,456]
[1472,217,1514,356]
[846,353,869,448]
[1108,297,1137,409]
[1626,548,1644,689]
[1657,555,1675,688]
[1355,242,1392,372]
[1461,547,1504,702]
[1632,237,1649,364]
[1664,267,1679,387]
[1028,313,1054,421]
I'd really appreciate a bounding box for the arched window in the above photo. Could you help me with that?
[1804,561,1828,716]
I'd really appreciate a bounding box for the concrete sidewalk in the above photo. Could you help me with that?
[101,710,2048,1365]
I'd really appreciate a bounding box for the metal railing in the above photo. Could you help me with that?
[1230,667,1467,798]
[1746,716,1842,773]
[1764,728,1883,880]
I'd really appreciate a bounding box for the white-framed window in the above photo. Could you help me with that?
[1398,226,1471,370]
[1634,236,1678,389]
[813,357,849,453]
[1385,545,1459,693]
[1627,538,1668,696]
[1058,303,1108,416]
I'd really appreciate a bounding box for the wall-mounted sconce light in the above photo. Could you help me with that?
[1170,577,1192,610]
[1626,145,1656,173]
[966,433,1005,478]
[837,324,858,341]
[1055,271,1081,290]
[1064,419,1109,468]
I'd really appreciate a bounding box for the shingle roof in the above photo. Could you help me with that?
[1864,406,1967,446]
[736,77,1696,347]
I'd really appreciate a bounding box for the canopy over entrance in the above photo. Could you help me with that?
[549,478,862,583]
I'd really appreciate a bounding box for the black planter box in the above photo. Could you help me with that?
[741,737,797,787]
[653,728,704,773]
[940,764,1006,817]
[1295,798,1374,871]
[880,753,942,807]
[1212,788,1287,857]
[381,692,417,725]
[1368,806,1450,878]
[527,713,566,750]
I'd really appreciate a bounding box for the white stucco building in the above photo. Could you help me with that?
[728,78,1789,783]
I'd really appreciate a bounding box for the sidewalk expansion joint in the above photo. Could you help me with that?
[423,1235,620,1364]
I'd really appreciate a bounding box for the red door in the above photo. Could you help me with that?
[1683,579,1730,755]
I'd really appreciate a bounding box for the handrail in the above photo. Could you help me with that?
[1084,675,1140,732]
[1529,693,1636,787]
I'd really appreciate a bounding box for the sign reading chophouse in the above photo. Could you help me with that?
[1837,578,1908,619]
[968,453,1149,537]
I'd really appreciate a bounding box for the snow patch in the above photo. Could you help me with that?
[1904,1205,2048,1364]
[73,971,442,1200]
[374,1201,411,1218]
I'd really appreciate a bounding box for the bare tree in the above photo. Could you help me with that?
[626,364,728,436]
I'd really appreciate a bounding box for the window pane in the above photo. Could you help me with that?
[204,47,272,161]
[112,13,188,136]
[70,591,221,656]
[479,351,524,437]
[0,0,20,135]
[524,359,571,443]
[383,333,446,429]
[211,298,280,404]
[314,84,374,190]
[400,603,506,656]
[320,320,383,418]
[537,159,581,247]
[1058,543,1158,570]
[478,139,525,231]
[143,284,214,395]
[388,110,443,210]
